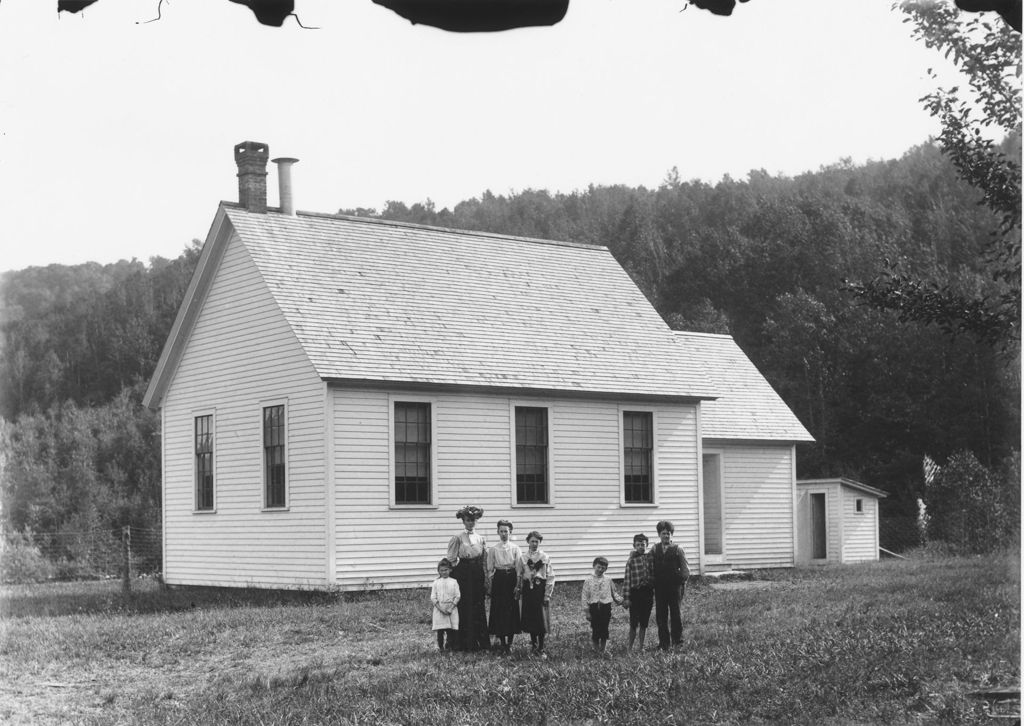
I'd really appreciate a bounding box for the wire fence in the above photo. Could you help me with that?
[879,516,923,554]
[1,526,162,588]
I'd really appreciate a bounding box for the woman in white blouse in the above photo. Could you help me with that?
[446,505,489,651]
[486,519,522,653]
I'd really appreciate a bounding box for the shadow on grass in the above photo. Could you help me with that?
[0,571,751,619]
[0,577,350,618]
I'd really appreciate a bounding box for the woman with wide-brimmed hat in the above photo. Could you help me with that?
[445,505,490,651]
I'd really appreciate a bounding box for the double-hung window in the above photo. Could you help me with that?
[194,414,214,511]
[623,411,654,504]
[394,401,432,505]
[515,406,549,504]
[263,404,287,508]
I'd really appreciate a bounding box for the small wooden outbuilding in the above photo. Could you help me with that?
[796,478,888,564]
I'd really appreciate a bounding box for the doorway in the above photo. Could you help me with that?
[702,452,724,562]
[811,492,827,560]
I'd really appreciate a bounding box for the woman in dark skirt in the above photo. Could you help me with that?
[486,519,522,653]
[517,530,554,656]
[446,505,490,652]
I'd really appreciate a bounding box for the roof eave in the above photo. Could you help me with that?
[323,377,714,404]
[797,478,889,498]
[142,205,234,410]
[703,435,816,446]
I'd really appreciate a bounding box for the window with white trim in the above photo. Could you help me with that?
[263,404,287,508]
[194,414,214,511]
[515,406,549,504]
[394,401,432,505]
[623,411,654,504]
[855,498,864,514]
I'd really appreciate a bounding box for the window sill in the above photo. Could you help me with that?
[261,507,290,513]
[511,503,555,508]
[620,502,658,508]
[389,504,439,510]
[192,509,217,515]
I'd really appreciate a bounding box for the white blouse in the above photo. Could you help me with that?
[446,531,487,567]
[486,540,523,585]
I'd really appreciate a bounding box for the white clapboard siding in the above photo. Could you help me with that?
[713,443,796,569]
[161,233,328,589]
[823,485,843,564]
[841,488,879,563]
[332,387,699,589]
[795,481,843,564]
[796,479,886,565]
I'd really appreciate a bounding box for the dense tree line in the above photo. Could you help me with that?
[343,140,1020,525]
[850,2,1021,350]
[0,247,199,542]
[0,247,200,418]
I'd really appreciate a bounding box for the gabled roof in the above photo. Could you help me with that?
[145,204,719,408]
[798,478,888,498]
[673,331,814,443]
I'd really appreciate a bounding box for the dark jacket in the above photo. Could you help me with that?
[650,542,690,586]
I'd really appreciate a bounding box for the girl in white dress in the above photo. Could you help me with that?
[430,558,461,651]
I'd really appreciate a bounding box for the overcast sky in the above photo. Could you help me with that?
[0,0,961,272]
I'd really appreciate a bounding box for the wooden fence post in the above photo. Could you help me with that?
[122,526,131,593]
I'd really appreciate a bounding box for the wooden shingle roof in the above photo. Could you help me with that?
[673,331,814,442]
[177,205,718,402]
[798,478,888,498]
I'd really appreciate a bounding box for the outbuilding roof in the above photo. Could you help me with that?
[797,478,888,498]
[145,204,720,408]
[673,331,814,443]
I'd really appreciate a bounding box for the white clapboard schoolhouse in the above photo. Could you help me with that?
[143,141,813,590]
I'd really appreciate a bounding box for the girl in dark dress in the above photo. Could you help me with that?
[517,530,554,656]
[445,505,490,651]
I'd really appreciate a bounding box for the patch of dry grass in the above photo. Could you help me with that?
[0,552,1018,725]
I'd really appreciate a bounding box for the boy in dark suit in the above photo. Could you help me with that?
[651,520,689,650]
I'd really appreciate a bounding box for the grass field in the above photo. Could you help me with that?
[0,551,1018,725]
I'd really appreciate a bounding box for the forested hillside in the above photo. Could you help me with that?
[0,248,199,541]
[343,142,1020,520]
[1,140,1019,559]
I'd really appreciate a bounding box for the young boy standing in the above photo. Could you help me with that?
[582,556,623,654]
[651,520,689,650]
[621,533,654,652]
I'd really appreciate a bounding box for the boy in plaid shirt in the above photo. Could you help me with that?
[621,533,654,652]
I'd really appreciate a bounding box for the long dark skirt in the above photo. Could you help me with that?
[519,582,547,635]
[488,569,521,637]
[452,555,489,651]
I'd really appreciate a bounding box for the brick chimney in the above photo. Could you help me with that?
[234,141,269,213]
